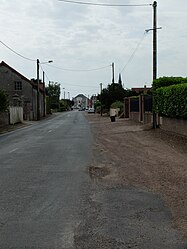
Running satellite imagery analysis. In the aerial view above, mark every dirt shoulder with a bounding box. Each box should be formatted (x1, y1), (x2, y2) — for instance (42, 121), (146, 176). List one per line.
(0, 113), (57, 135)
(86, 113), (187, 238)
(0, 122), (30, 135)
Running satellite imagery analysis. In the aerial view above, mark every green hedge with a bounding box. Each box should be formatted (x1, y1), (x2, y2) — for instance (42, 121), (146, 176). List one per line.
(153, 76), (187, 90)
(155, 83), (187, 119)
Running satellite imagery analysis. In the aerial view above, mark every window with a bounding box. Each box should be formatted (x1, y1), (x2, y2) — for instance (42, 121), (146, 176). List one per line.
(15, 81), (22, 91)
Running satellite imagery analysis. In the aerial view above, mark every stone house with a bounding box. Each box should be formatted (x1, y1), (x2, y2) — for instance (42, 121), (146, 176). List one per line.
(0, 61), (45, 120)
(72, 94), (89, 109)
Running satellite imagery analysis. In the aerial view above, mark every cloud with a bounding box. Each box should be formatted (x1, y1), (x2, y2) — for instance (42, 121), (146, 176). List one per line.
(1, 0), (187, 97)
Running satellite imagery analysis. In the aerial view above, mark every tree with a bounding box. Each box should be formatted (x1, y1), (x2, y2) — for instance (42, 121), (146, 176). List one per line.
(59, 99), (73, 112)
(0, 89), (9, 112)
(98, 83), (140, 110)
(98, 83), (125, 110)
(97, 83), (141, 112)
(46, 82), (61, 110)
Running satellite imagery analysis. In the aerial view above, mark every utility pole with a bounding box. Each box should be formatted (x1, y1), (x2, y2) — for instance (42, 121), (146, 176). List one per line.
(36, 59), (52, 119)
(146, 2), (160, 129)
(153, 1), (157, 81)
(100, 83), (103, 116)
(43, 71), (46, 117)
(37, 59), (40, 120)
(153, 1), (157, 128)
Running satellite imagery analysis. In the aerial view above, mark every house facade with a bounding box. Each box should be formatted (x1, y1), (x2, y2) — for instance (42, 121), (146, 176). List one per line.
(0, 61), (45, 120)
(72, 94), (89, 109)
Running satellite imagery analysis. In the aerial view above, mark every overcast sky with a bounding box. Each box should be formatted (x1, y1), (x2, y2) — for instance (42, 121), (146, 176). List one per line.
(0, 0), (186, 99)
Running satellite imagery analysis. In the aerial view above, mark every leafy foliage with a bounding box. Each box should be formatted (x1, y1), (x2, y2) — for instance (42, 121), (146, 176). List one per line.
(152, 76), (187, 91)
(98, 83), (138, 111)
(0, 89), (9, 112)
(46, 82), (61, 110)
(154, 83), (187, 119)
(94, 100), (101, 113)
(94, 100), (101, 109)
(111, 101), (124, 114)
(59, 99), (74, 112)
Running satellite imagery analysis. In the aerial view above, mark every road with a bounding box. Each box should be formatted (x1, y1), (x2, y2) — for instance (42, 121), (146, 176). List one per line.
(0, 111), (92, 248)
(0, 111), (186, 249)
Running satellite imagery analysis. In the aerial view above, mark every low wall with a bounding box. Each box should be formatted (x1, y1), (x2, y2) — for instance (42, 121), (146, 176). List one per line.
(130, 112), (139, 122)
(130, 112), (153, 124)
(0, 112), (9, 127)
(160, 117), (187, 137)
(144, 112), (153, 124)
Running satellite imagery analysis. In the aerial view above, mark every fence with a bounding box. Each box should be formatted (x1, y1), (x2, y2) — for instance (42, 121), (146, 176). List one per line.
(124, 95), (187, 136)
(9, 106), (23, 124)
(124, 95), (153, 124)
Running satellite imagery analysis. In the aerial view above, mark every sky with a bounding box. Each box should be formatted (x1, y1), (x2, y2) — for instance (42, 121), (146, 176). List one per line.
(0, 0), (187, 99)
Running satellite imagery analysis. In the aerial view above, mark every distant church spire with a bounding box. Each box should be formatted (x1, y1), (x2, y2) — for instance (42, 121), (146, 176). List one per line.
(118, 73), (122, 86)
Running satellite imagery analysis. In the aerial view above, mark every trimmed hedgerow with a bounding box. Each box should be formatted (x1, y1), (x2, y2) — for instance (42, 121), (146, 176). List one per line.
(154, 83), (187, 119)
(153, 76), (187, 91)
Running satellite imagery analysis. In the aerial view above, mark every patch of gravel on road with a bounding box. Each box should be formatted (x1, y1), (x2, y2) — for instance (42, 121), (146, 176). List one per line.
(89, 165), (110, 179)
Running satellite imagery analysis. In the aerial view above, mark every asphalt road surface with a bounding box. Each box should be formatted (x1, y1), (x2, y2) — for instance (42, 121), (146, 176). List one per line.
(0, 111), (186, 249)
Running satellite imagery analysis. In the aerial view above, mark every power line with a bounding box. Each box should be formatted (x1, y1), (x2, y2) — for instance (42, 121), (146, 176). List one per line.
(61, 83), (99, 88)
(46, 81), (99, 90)
(40, 64), (51, 82)
(0, 40), (36, 62)
(120, 32), (148, 74)
(58, 0), (152, 7)
(44, 79), (101, 89)
(41, 65), (101, 88)
(46, 63), (111, 72)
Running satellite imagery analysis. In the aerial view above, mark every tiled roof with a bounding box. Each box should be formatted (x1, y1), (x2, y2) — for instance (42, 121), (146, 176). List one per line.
(0, 61), (44, 92)
(0, 61), (32, 85)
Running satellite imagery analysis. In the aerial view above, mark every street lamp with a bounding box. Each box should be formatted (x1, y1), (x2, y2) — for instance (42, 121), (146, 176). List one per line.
(62, 88), (65, 99)
(37, 59), (53, 120)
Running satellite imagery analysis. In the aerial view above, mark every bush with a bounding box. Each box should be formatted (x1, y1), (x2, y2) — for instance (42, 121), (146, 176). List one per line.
(154, 83), (187, 119)
(59, 100), (69, 112)
(94, 100), (101, 113)
(111, 101), (124, 114)
(152, 76), (187, 91)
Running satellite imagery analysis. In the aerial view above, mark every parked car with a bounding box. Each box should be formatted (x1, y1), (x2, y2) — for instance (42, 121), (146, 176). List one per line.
(79, 107), (85, 111)
(88, 107), (95, 113)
